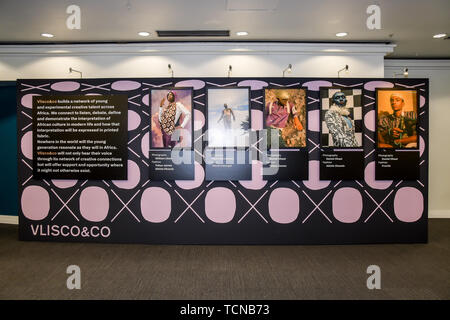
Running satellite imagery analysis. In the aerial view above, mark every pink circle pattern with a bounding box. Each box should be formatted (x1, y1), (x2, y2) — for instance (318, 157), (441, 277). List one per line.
(111, 80), (141, 91)
(142, 94), (149, 106)
(419, 136), (425, 157)
(21, 93), (41, 109)
(51, 180), (78, 189)
(194, 109), (205, 131)
(268, 188), (299, 224)
(364, 110), (376, 132)
(394, 187), (423, 222)
(205, 187), (236, 223)
(364, 81), (394, 91)
(21, 185), (50, 221)
(237, 80), (268, 90)
(420, 95), (425, 108)
(141, 187), (171, 223)
(79, 186), (109, 222)
(141, 132), (149, 159)
(332, 188), (363, 223)
(175, 80), (205, 90)
(302, 80), (332, 91)
(51, 81), (80, 92)
(21, 131), (33, 160)
(128, 110), (141, 131)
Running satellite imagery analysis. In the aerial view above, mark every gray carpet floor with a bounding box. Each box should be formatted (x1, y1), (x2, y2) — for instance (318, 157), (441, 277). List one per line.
(0, 220), (449, 300)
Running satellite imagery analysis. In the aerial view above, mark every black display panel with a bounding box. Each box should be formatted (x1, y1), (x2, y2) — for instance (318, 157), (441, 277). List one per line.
(17, 77), (429, 245)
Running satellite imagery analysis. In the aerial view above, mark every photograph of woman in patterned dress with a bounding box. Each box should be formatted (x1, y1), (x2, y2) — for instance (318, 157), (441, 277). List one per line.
(151, 89), (192, 148)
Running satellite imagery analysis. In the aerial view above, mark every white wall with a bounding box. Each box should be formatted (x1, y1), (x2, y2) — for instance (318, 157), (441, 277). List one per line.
(385, 60), (450, 218)
(0, 42), (391, 79)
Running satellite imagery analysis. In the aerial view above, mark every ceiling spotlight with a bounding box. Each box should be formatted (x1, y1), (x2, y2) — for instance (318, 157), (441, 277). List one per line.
(138, 31), (150, 37)
(236, 31), (248, 36)
(338, 65), (349, 78)
(336, 32), (348, 37)
(282, 64), (292, 77)
(41, 33), (54, 38)
(433, 33), (447, 39)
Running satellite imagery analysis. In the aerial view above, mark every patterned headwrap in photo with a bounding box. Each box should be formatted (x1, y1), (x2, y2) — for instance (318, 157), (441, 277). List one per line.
(167, 91), (176, 99)
(390, 92), (404, 101)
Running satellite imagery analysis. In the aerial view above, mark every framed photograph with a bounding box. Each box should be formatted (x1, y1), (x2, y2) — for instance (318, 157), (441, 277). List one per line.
(376, 88), (418, 149)
(320, 87), (363, 148)
(206, 87), (251, 148)
(150, 88), (193, 149)
(263, 88), (307, 149)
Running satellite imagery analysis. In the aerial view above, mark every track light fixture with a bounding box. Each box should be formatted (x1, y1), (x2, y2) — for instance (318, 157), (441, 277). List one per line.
(282, 64), (292, 77)
(338, 65), (349, 78)
(393, 67), (409, 78)
(69, 67), (82, 78)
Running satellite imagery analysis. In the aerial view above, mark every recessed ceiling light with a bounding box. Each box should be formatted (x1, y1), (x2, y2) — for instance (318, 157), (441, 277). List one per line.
(138, 31), (150, 37)
(228, 48), (252, 52)
(47, 50), (70, 53)
(41, 33), (54, 38)
(336, 32), (348, 37)
(236, 31), (248, 36)
(433, 33), (447, 39)
(322, 49), (346, 52)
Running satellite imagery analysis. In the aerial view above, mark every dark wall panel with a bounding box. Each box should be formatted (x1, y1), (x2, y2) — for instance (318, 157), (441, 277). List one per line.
(17, 77), (428, 244)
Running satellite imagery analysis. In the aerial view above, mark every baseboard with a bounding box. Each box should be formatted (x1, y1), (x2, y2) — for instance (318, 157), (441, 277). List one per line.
(428, 210), (450, 218)
(0, 215), (18, 224)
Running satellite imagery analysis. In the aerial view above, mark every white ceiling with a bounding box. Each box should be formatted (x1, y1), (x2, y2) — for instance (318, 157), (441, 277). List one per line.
(0, 0), (449, 58)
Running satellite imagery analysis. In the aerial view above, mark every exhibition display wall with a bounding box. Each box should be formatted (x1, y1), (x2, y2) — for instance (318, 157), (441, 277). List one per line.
(17, 77), (428, 244)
